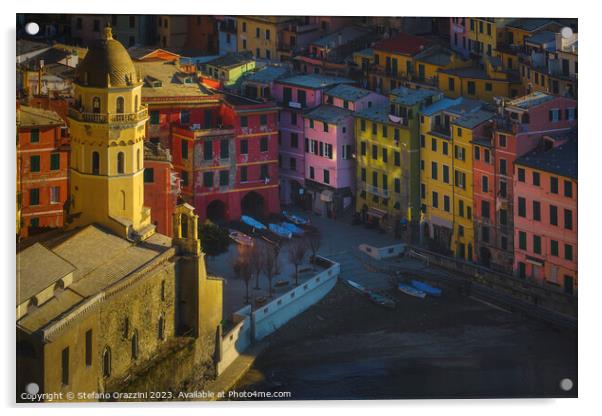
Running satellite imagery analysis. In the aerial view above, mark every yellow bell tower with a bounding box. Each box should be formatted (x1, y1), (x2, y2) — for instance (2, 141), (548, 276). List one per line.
(67, 26), (154, 240)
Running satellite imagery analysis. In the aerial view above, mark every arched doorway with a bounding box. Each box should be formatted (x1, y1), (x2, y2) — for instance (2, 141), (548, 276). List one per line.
(206, 199), (227, 223)
(480, 246), (492, 267)
(241, 191), (265, 219)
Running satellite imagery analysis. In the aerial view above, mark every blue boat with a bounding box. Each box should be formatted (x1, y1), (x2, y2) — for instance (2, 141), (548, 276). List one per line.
(281, 222), (305, 236)
(282, 210), (310, 225)
(410, 280), (442, 297)
(398, 283), (427, 299)
(241, 215), (266, 230)
(268, 223), (292, 239)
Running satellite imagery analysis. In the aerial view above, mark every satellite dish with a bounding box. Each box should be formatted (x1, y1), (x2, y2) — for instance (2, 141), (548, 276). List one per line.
(561, 27), (573, 39)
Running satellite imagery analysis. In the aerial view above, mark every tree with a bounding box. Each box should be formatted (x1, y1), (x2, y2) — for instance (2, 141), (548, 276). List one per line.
(198, 220), (230, 258)
(233, 245), (252, 304)
(305, 229), (322, 268)
(262, 243), (279, 297)
(249, 242), (265, 290)
(288, 239), (307, 286)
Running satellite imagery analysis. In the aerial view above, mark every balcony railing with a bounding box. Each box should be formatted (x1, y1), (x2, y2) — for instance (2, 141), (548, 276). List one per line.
(362, 182), (389, 199)
(68, 107), (148, 124)
(494, 117), (527, 134)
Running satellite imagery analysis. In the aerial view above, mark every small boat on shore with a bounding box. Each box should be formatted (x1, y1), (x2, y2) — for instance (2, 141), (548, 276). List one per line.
(398, 283), (427, 299)
(241, 215), (266, 230)
(282, 211), (310, 225)
(269, 223), (293, 239)
(369, 292), (396, 309)
(228, 229), (254, 246)
(281, 222), (305, 236)
(346, 279), (369, 294)
(411, 279), (442, 297)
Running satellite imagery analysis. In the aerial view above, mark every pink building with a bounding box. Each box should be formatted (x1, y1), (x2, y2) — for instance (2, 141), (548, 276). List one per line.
(272, 74), (354, 205)
(513, 136), (577, 295)
(473, 92), (577, 272)
(303, 84), (387, 217)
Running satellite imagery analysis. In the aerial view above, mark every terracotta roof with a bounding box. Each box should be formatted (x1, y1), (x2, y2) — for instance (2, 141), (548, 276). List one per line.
(373, 32), (430, 56)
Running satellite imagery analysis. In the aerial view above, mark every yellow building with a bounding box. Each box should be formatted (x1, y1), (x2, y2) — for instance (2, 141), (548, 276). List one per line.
(203, 52), (256, 86)
(355, 87), (442, 235)
(236, 16), (296, 61)
(17, 27), (223, 401)
(419, 97), (493, 260)
(437, 55), (523, 102)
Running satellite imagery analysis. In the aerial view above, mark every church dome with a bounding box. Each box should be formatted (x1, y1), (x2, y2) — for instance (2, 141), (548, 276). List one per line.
(75, 26), (139, 88)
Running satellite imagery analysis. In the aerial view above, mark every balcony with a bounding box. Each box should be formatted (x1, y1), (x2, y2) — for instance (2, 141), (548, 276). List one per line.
(494, 117), (527, 134)
(68, 107), (148, 124)
(361, 182), (389, 199)
(430, 124), (451, 138)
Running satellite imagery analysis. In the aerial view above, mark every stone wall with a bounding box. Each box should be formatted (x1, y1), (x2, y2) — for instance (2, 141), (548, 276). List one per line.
(216, 305), (252, 375)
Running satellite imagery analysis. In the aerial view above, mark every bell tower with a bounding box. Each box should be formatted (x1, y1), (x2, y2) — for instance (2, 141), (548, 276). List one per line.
(67, 26), (154, 240)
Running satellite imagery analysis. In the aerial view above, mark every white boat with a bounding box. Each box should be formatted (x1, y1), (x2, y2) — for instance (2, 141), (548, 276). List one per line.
(346, 279), (369, 294)
(282, 210), (310, 225)
(228, 229), (254, 246)
(398, 283), (427, 299)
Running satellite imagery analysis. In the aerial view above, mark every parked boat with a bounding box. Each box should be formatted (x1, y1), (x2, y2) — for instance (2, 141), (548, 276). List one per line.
(398, 283), (427, 299)
(411, 279), (442, 297)
(282, 210), (310, 225)
(228, 229), (254, 247)
(241, 215), (266, 230)
(346, 279), (369, 294)
(281, 222), (305, 236)
(369, 292), (396, 309)
(268, 223), (292, 239)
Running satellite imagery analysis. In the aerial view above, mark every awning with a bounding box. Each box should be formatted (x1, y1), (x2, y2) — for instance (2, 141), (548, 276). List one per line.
(320, 190), (334, 202)
(367, 207), (387, 219)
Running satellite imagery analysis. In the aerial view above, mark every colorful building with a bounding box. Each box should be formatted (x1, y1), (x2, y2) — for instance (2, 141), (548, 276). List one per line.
(17, 105), (69, 237)
(170, 93), (280, 222)
(217, 16), (238, 55)
(273, 74), (354, 205)
(236, 16), (297, 61)
(473, 92), (578, 271)
(143, 141), (179, 236)
(303, 84), (387, 217)
(419, 97), (493, 260)
(513, 137), (577, 295)
(355, 87), (441, 236)
(368, 32), (431, 95)
(437, 55), (523, 102)
(202, 52), (256, 87)
(240, 65), (289, 101)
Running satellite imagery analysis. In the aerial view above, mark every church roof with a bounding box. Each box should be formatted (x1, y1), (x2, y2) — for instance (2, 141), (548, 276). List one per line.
(75, 26), (139, 88)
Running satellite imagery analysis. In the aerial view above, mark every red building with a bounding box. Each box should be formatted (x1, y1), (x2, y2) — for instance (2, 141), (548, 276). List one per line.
(17, 105), (69, 237)
(472, 92), (577, 272)
(143, 141), (179, 236)
(171, 93), (280, 222)
(513, 136), (577, 294)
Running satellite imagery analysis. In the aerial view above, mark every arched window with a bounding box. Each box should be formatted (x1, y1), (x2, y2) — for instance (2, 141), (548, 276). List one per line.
(102, 347), (111, 377)
(134, 96), (139, 112)
(120, 190), (126, 210)
(158, 314), (165, 340)
(92, 151), (100, 175)
(131, 330), (139, 360)
(116, 96), (125, 114)
(117, 152), (125, 174)
(136, 149), (141, 171)
(181, 214), (189, 238)
(92, 97), (101, 114)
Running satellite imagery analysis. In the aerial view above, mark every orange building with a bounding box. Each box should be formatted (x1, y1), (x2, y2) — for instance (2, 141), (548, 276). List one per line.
(17, 105), (69, 237)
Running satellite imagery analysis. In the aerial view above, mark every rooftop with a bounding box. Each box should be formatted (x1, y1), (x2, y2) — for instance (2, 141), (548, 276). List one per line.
(205, 51), (254, 69)
(17, 225), (173, 334)
(244, 65), (289, 84)
(276, 74), (354, 89)
(421, 96), (483, 117)
(325, 84), (372, 101)
(311, 26), (372, 48)
(305, 104), (353, 124)
(413, 45), (457, 67)
(438, 66), (519, 82)
(506, 91), (555, 109)
(515, 137), (577, 179)
(16, 39), (49, 56)
(506, 18), (558, 32)
(373, 32), (430, 56)
(18, 105), (64, 128)
(135, 61), (213, 98)
(354, 48), (374, 58)
(525, 30), (557, 47)
(453, 109), (495, 129)
(354, 104), (394, 124)
(390, 86), (440, 106)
